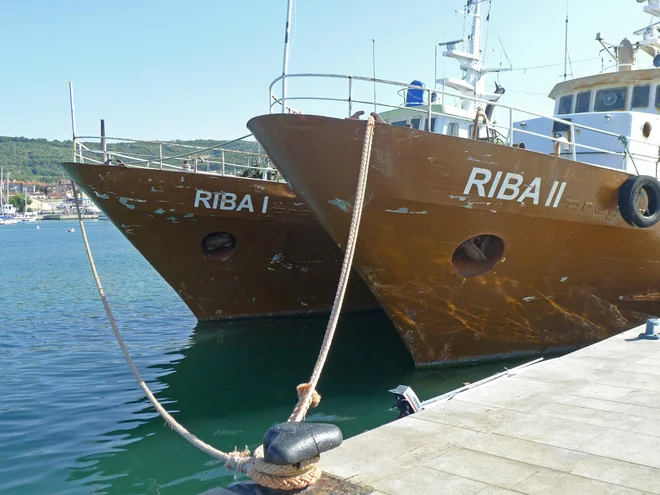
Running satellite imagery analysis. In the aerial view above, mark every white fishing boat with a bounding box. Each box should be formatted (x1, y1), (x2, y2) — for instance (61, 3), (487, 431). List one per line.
(0, 216), (19, 226)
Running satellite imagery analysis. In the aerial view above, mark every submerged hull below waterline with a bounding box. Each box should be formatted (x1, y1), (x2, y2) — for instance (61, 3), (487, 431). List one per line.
(61, 163), (377, 320)
(248, 114), (660, 367)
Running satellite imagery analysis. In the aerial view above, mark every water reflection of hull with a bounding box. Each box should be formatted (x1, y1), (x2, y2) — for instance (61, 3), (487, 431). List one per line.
(67, 312), (412, 493)
(67, 313), (532, 493)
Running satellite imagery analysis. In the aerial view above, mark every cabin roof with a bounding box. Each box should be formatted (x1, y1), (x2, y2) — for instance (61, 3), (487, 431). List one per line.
(380, 104), (474, 121)
(548, 68), (660, 100)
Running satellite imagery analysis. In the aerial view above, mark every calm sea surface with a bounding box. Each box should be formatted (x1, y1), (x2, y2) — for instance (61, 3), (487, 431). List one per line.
(1, 220), (524, 494)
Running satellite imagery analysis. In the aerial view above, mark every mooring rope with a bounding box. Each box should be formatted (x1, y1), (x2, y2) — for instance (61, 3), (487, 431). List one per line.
(69, 114), (377, 490)
(70, 182), (240, 461)
(288, 114), (376, 423)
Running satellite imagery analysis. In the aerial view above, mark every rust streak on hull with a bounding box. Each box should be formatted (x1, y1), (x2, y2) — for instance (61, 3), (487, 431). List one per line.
(61, 163), (377, 320)
(248, 114), (660, 367)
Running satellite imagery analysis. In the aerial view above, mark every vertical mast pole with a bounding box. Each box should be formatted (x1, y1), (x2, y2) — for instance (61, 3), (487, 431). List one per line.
(463, 0), (484, 112)
(372, 39), (377, 111)
(281, 0), (294, 114)
(434, 44), (438, 90)
(101, 119), (107, 164)
(563, 1), (569, 81)
(68, 82), (78, 163)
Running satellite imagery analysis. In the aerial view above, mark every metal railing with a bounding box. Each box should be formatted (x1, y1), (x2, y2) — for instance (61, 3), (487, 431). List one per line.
(268, 73), (660, 172)
(73, 135), (284, 182)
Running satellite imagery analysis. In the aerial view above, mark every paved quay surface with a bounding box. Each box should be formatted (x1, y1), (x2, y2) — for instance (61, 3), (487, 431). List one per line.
(206, 324), (660, 494)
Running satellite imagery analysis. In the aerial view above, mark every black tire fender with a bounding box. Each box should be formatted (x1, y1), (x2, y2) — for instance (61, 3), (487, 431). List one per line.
(618, 175), (660, 228)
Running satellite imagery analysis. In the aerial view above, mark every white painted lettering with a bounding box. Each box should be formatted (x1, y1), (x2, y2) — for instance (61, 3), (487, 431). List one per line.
(219, 193), (237, 210)
(518, 177), (542, 205)
(463, 167), (492, 196)
(262, 195), (269, 214)
(459, 168), (570, 209)
(487, 171), (503, 198)
(236, 194), (254, 212)
(496, 173), (523, 200)
(213, 192), (221, 209)
(194, 189), (212, 208)
(552, 182), (567, 208)
(545, 181), (559, 207)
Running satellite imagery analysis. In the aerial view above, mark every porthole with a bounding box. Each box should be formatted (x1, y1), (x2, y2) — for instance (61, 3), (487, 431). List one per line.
(450, 234), (505, 278)
(202, 232), (236, 260)
(643, 122), (652, 139)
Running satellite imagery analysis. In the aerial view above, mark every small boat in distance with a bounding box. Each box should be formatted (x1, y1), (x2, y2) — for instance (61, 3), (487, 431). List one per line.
(249, 0), (660, 366)
(0, 216), (19, 226)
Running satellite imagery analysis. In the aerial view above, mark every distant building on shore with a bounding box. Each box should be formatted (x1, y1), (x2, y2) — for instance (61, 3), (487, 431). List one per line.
(5, 180), (48, 194)
(45, 179), (73, 196)
(1, 204), (17, 215)
(4, 178), (72, 199)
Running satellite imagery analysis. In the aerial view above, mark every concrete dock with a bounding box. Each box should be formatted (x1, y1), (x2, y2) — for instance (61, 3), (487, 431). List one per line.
(208, 324), (660, 494)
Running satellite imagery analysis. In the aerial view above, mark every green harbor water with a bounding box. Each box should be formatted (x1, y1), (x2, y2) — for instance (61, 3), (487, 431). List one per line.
(1, 220), (526, 494)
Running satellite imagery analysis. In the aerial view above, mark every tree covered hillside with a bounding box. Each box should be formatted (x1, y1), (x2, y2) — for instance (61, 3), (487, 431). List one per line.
(0, 136), (261, 183)
(0, 137), (72, 182)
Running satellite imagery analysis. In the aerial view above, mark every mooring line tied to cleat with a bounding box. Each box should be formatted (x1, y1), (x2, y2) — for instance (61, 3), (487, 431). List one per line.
(69, 116), (377, 491)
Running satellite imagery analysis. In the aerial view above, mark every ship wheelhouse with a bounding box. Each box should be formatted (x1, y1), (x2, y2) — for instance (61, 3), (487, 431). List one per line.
(376, 80), (502, 142)
(379, 99), (477, 140)
(512, 69), (660, 176)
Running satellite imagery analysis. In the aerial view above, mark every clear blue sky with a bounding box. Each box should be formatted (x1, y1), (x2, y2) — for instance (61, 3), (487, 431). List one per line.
(0, 0), (651, 141)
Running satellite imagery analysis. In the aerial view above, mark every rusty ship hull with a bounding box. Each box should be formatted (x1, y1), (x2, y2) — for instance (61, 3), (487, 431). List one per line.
(248, 114), (660, 367)
(61, 163), (377, 320)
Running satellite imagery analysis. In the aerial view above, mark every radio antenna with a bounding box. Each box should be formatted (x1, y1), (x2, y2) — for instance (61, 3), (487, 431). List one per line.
(563, 0), (570, 81)
(372, 39), (377, 112)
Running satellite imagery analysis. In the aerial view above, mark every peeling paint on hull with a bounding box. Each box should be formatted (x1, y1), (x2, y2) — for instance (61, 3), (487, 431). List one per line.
(248, 113), (659, 367)
(61, 162), (377, 321)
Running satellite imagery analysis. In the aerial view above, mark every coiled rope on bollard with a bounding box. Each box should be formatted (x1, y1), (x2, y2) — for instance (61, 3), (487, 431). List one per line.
(70, 115), (376, 491)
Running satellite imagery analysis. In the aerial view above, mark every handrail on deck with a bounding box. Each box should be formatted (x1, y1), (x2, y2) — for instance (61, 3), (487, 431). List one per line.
(73, 135), (283, 182)
(268, 72), (660, 168)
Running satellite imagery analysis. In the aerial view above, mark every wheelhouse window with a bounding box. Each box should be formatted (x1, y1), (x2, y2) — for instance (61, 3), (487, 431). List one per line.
(391, 120), (408, 127)
(410, 117), (422, 130)
(631, 85), (650, 109)
(656, 86), (660, 109)
(424, 117), (437, 132)
(447, 122), (459, 136)
(595, 87), (627, 112)
(575, 91), (591, 113)
(558, 95), (573, 115)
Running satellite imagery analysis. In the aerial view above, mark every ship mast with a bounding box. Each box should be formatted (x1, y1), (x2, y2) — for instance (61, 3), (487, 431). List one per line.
(280, 0), (294, 114)
(600, 1), (660, 71)
(441, 0), (487, 113)
(465, 0), (485, 108)
(636, 0), (660, 60)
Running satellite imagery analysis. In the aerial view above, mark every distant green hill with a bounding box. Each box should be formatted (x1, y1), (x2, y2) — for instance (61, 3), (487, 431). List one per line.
(0, 136), (261, 183)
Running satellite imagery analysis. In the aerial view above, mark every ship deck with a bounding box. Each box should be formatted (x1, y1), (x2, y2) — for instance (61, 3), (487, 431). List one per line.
(205, 323), (660, 494)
